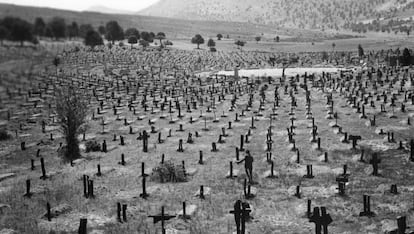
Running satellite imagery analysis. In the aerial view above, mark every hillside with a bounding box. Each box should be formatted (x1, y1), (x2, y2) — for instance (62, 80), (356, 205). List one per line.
(0, 3), (352, 41)
(140, 0), (414, 31)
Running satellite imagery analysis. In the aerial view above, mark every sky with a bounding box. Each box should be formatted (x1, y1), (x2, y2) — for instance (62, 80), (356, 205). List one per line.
(0, 0), (159, 12)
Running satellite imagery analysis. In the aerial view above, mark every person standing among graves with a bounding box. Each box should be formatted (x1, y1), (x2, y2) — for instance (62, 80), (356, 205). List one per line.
(232, 200), (242, 234)
(142, 130), (150, 152)
(237, 150), (253, 183)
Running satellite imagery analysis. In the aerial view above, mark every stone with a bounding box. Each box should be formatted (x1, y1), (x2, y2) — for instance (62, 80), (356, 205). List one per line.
(177, 204), (197, 216)
(0, 173), (15, 182)
(226, 169), (239, 178)
(194, 186), (211, 197)
(0, 229), (17, 234)
(0, 204), (11, 212)
(43, 203), (72, 219)
(186, 168), (198, 176)
(72, 159), (85, 165)
(262, 170), (279, 178)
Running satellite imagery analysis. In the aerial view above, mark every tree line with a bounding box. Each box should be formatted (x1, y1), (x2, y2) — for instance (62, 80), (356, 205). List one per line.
(0, 16), (169, 49)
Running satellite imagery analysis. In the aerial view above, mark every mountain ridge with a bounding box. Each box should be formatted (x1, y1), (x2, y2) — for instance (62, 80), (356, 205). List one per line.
(84, 5), (135, 15)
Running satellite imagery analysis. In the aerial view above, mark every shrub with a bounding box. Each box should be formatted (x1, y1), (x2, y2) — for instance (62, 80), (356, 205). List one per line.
(55, 85), (89, 161)
(150, 160), (187, 183)
(0, 129), (11, 141)
(85, 140), (101, 152)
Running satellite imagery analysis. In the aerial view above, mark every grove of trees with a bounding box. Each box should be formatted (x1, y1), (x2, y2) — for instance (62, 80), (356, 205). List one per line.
(0, 17), (34, 46)
(0, 16), (164, 50)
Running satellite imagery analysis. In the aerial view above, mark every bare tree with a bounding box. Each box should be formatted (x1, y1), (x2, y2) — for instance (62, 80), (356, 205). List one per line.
(55, 85), (89, 161)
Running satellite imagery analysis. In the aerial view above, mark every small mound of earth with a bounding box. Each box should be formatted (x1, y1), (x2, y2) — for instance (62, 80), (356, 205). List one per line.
(287, 165), (336, 176)
(287, 185), (337, 198)
(114, 190), (139, 200)
(375, 126), (409, 133)
(0, 229), (17, 234)
(380, 219), (396, 233)
(43, 203), (72, 219)
(359, 139), (398, 151)
(38, 212), (114, 233)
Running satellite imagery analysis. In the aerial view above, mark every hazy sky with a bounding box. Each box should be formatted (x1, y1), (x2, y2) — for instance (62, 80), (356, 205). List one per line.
(0, 0), (159, 12)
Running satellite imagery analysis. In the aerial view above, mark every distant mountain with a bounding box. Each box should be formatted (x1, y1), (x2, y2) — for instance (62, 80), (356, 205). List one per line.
(139, 0), (414, 31)
(85, 5), (135, 15)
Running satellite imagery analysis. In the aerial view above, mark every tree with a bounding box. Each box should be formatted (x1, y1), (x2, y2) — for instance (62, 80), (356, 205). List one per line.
(332, 43), (336, 52)
(48, 17), (66, 40)
(0, 26), (9, 46)
(67, 22), (79, 39)
(55, 85), (89, 161)
(358, 44), (364, 57)
(401, 48), (411, 66)
(84, 30), (103, 48)
(79, 24), (94, 39)
(98, 25), (106, 36)
(321, 51), (329, 61)
(125, 28), (140, 39)
(154, 32), (166, 48)
(207, 38), (216, 49)
(44, 26), (53, 39)
(217, 34), (223, 40)
(139, 39), (149, 49)
(275, 36), (280, 42)
(140, 31), (153, 42)
(255, 36), (261, 43)
(33, 17), (46, 37)
(191, 34), (204, 49)
(1, 17), (34, 46)
(235, 40), (246, 50)
(128, 36), (138, 49)
(105, 21), (124, 44)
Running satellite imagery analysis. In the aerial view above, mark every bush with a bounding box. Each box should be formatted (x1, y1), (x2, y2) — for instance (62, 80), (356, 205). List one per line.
(57, 145), (67, 158)
(210, 47), (217, 52)
(118, 41), (124, 47)
(55, 85), (89, 161)
(85, 140), (101, 152)
(0, 129), (11, 141)
(150, 160), (187, 183)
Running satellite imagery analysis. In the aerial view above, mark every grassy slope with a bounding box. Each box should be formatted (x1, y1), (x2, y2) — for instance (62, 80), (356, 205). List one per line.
(0, 3), (356, 42)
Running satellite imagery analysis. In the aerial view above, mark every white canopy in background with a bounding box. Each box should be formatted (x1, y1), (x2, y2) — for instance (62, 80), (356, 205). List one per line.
(216, 67), (362, 78)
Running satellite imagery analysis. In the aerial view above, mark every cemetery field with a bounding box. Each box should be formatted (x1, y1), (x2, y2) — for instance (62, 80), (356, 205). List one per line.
(0, 43), (414, 234)
(170, 33), (414, 53)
